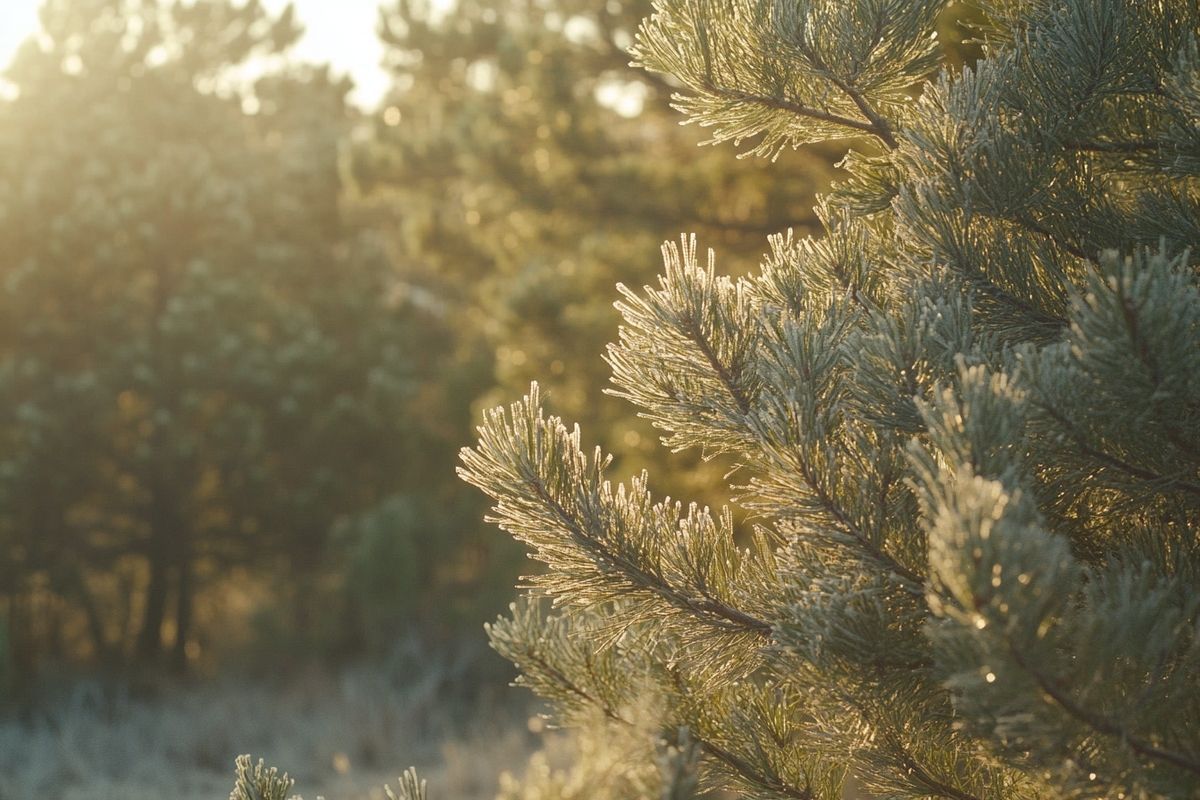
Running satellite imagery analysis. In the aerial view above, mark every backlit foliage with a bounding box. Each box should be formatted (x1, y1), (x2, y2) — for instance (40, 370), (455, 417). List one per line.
(459, 1), (1200, 797)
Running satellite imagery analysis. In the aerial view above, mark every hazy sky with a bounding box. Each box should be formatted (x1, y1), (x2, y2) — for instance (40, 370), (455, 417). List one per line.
(0, 0), (408, 108)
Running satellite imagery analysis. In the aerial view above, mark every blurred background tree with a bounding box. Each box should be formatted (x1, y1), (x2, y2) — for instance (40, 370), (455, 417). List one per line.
(0, 0), (983, 687)
(359, 0), (841, 500)
(0, 0), (985, 795)
(0, 0), (480, 685)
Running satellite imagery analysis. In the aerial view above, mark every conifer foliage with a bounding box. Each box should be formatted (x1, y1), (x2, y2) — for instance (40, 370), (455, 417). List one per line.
(459, 1), (1200, 798)
(360, 0), (836, 504)
(0, 0), (461, 675)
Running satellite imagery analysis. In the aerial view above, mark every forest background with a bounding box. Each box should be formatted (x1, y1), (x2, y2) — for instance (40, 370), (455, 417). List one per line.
(0, 1), (975, 797)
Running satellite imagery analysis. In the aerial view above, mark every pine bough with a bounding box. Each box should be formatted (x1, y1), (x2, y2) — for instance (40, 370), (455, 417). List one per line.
(240, 1), (1200, 798)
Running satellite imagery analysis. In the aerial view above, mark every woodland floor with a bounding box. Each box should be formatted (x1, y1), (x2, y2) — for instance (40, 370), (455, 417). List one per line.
(0, 652), (542, 800)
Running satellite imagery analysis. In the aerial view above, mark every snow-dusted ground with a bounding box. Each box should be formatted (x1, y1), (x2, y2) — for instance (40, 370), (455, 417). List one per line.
(0, 660), (536, 800)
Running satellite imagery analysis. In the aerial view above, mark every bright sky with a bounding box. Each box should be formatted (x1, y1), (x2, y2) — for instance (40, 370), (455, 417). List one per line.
(0, 0), (419, 109)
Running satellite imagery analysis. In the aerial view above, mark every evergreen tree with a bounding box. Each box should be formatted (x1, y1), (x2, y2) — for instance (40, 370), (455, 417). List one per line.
(457, 1), (1200, 798)
(360, 0), (840, 501)
(0, 0), (461, 674)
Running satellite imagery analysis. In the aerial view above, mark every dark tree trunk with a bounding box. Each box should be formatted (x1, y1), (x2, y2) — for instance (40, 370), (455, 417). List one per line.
(138, 224), (183, 668)
(170, 554), (193, 673)
(72, 570), (112, 664)
(135, 546), (169, 663)
(45, 597), (64, 660)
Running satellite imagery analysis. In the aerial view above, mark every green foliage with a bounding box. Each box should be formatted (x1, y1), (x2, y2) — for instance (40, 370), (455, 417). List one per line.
(339, 496), (423, 648)
(462, 1), (1200, 798)
(362, 0), (838, 503)
(0, 0), (475, 673)
(229, 756), (299, 800)
(337, 492), (519, 644)
(229, 756), (426, 800)
(497, 713), (700, 800)
(387, 769), (428, 800)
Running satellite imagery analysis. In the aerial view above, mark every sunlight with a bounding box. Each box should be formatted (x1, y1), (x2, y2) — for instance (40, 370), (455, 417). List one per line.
(0, 0), (458, 108)
(0, 0), (39, 97)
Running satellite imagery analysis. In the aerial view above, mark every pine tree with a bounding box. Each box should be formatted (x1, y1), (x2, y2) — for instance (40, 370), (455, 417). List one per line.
(458, 1), (1200, 798)
(0, 0), (462, 673)
(230, 0), (1198, 797)
(361, 0), (840, 504)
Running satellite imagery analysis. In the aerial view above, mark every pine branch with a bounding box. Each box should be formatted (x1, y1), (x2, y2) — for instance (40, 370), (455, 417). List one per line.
(836, 689), (989, 800)
(787, 451), (925, 592)
(805, 63), (898, 150)
(1066, 139), (1162, 154)
(527, 648), (815, 800)
(701, 738), (815, 800)
(680, 313), (752, 416)
(1115, 291), (1200, 462)
(968, 272), (1069, 332)
(1009, 644), (1200, 778)
(837, 82), (898, 150)
(890, 747), (985, 800)
(696, 80), (888, 141)
(526, 474), (774, 637)
(526, 649), (630, 726)
(229, 756), (296, 800)
(1011, 213), (1093, 264)
(1032, 396), (1200, 498)
(780, 27), (901, 150)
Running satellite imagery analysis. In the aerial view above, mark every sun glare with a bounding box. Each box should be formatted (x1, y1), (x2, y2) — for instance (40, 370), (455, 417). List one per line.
(0, 0), (454, 108)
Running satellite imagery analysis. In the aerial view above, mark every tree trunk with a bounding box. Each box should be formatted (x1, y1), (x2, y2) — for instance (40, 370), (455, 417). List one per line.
(138, 220), (183, 668)
(45, 597), (64, 660)
(170, 554), (193, 673)
(135, 546), (169, 663)
(71, 568), (112, 664)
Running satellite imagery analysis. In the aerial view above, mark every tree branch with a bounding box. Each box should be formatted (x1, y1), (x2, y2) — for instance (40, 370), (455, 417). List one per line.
(524, 473), (775, 638)
(1009, 645), (1200, 778)
(1115, 290), (1200, 462)
(525, 651), (815, 800)
(788, 451), (926, 593)
(838, 689), (986, 800)
(681, 316), (752, 416)
(891, 745), (985, 800)
(1031, 396), (1200, 499)
(1065, 139), (1162, 154)
(790, 41), (899, 150)
(700, 81), (890, 141)
(1011, 213), (1094, 264)
(826, 75), (899, 150)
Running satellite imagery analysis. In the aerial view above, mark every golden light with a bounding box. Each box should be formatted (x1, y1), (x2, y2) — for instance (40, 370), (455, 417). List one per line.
(0, 0), (455, 109)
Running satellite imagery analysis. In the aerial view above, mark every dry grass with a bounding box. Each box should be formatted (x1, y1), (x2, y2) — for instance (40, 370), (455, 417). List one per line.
(0, 650), (538, 800)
